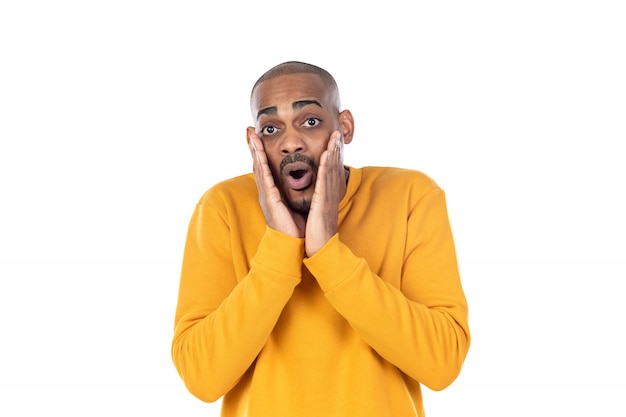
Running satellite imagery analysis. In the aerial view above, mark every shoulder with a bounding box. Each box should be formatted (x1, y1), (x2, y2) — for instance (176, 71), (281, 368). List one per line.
(196, 173), (257, 209)
(356, 167), (449, 217)
(360, 166), (442, 194)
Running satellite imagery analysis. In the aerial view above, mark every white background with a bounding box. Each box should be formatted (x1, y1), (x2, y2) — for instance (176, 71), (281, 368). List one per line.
(1, 0), (625, 416)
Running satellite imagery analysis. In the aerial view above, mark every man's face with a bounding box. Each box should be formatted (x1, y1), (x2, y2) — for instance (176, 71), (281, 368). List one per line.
(248, 73), (343, 215)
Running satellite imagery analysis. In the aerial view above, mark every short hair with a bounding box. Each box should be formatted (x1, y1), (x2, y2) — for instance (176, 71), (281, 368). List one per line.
(250, 61), (339, 102)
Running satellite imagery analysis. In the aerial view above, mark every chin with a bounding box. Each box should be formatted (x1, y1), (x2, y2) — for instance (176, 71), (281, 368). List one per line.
(287, 195), (312, 216)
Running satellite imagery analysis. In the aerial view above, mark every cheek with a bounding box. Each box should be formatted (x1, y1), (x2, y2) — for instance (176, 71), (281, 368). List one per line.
(313, 137), (331, 158)
(263, 151), (283, 176)
(308, 129), (332, 148)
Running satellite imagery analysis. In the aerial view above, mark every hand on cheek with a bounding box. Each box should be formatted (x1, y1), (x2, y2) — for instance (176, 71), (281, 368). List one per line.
(305, 131), (346, 257)
(248, 132), (304, 238)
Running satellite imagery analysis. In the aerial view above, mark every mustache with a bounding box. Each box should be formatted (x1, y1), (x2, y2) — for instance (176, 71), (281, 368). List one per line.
(279, 153), (317, 173)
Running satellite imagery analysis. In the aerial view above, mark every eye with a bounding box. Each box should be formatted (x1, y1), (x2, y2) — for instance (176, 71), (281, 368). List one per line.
(261, 125), (277, 135)
(303, 117), (321, 128)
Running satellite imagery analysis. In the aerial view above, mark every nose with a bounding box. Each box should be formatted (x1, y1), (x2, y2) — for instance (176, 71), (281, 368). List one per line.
(280, 127), (306, 154)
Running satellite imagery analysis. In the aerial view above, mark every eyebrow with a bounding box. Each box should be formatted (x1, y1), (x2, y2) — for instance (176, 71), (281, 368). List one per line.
(256, 99), (323, 120)
(293, 99), (322, 111)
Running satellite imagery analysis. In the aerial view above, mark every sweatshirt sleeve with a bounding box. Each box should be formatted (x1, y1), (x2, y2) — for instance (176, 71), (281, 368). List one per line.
(303, 187), (470, 391)
(171, 201), (304, 402)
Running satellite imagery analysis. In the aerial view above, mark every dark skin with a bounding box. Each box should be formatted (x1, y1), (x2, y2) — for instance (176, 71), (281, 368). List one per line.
(246, 73), (355, 257)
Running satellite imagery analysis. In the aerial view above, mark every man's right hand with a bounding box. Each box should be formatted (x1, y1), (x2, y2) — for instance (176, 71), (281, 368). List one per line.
(248, 132), (305, 238)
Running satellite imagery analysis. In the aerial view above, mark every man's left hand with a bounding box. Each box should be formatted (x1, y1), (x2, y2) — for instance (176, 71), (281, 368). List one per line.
(305, 131), (347, 257)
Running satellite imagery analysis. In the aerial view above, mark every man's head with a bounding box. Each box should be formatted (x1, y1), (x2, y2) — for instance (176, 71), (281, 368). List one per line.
(247, 61), (354, 215)
(250, 61), (341, 109)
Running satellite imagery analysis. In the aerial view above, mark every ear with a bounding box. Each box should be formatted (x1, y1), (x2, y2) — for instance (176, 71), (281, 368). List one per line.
(338, 110), (355, 144)
(246, 126), (256, 145)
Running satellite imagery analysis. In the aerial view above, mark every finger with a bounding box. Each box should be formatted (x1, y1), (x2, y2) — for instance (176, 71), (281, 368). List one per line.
(248, 133), (266, 171)
(248, 132), (256, 159)
(326, 131), (341, 160)
(249, 132), (261, 161)
(248, 132), (260, 168)
(328, 133), (344, 178)
(248, 134), (267, 188)
(335, 131), (344, 165)
(250, 135), (280, 199)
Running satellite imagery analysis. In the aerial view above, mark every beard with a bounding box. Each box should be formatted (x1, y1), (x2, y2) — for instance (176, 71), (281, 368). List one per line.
(288, 195), (312, 216)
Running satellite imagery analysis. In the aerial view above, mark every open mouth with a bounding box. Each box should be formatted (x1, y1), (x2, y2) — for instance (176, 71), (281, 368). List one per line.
(283, 162), (313, 191)
(290, 169), (307, 180)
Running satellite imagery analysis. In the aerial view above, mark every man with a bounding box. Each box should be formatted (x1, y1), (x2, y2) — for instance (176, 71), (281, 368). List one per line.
(172, 61), (470, 416)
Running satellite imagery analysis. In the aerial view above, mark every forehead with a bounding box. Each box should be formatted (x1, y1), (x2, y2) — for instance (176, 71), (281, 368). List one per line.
(251, 73), (334, 113)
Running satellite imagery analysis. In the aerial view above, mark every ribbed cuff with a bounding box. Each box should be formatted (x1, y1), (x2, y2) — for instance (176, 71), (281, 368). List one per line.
(251, 227), (305, 284)
(303, 234), (362, 293)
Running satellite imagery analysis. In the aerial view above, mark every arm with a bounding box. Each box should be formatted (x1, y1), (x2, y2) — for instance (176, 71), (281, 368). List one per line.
(303, 187), (470, 391)
(171, 202), (303, 402)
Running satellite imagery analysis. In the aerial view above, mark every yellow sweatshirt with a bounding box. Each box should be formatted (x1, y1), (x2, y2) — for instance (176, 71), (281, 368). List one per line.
(172, 166), (470, 417)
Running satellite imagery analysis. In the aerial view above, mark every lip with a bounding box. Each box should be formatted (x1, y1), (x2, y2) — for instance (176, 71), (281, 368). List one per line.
(282, 161), (313, 191)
